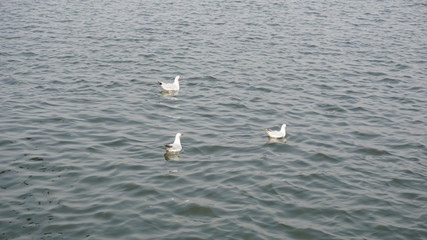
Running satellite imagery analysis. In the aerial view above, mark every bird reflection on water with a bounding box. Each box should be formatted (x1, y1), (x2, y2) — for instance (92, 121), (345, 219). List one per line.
(266, 137), (287, 143)
(164, 152), (180, 161)
(160, 90), (179, 100)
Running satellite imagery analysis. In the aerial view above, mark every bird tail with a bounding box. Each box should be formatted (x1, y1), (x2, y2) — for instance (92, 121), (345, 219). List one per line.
(265, 128), (271, 133)
(157, 82), (162, 85)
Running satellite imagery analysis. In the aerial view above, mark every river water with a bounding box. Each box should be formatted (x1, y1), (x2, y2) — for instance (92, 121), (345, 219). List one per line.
(1, 0), (426, 239)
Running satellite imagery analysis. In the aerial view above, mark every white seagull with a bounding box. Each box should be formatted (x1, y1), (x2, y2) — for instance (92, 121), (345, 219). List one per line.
(157, 75), (180, 91)
(265, 124), (287, 138)
(164, 133), (183, 152)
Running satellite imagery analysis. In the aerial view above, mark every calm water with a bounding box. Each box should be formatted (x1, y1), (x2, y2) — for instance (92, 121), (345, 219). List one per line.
(1, 0), (426, 239)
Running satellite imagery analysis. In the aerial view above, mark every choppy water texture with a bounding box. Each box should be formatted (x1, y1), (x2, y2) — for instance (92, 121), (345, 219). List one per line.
(1, 0), (426, 239)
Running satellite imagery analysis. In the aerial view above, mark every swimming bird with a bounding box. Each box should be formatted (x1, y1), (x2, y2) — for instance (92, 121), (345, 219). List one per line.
(164, 133), (183, 152)
(265, 124), (286, 138)
(157, 75), (180, 91)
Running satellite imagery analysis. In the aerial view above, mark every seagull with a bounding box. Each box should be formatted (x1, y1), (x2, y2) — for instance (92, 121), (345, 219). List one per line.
(164, 133), (183, 152)
(157, 75), (180, 91)
(265, 124), (286, 138)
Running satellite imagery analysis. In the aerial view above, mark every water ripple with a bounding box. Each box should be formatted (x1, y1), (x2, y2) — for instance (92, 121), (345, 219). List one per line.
(1, 0), (426, 239)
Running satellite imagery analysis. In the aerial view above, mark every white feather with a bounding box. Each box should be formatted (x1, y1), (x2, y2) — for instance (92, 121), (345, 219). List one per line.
(265, 124), (286, 138)
(165, 133), (183, 152)
(158, 75), (180, 91)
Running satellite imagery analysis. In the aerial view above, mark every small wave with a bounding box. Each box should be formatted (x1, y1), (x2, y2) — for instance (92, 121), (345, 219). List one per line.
(174, 202), (220, 218)
(354, 147), (391, 156)
(365, 71), (387, 76)
(308, 152), (339, 163)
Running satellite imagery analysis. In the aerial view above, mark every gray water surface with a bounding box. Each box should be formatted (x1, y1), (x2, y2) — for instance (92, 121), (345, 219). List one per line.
(1, 0), (426, 239)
